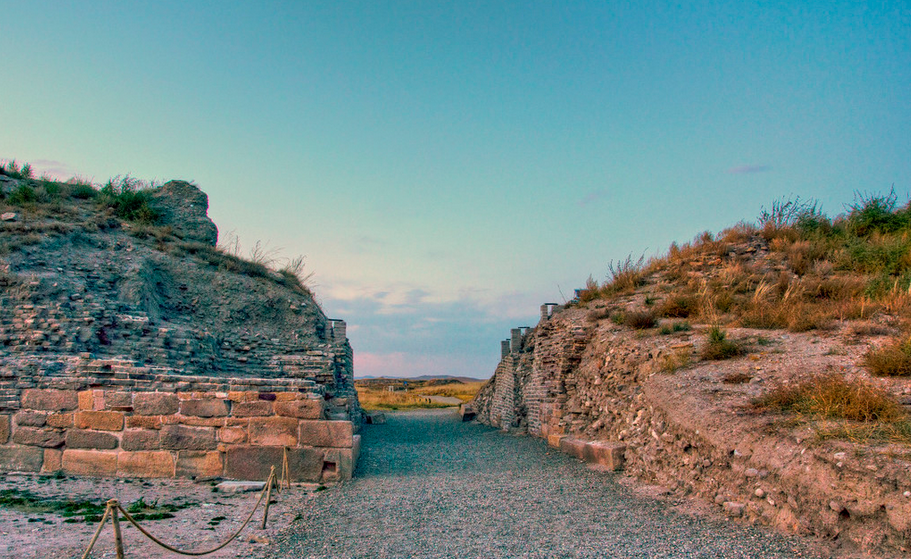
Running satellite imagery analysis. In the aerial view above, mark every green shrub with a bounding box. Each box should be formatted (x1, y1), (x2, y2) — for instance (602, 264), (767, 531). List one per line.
(98, 176), (160, 224)
(8, 185), (38, 205)
(0, 160), (34, 180)
(659, 321), (691, 335)
(846, 189), (910, 236)
(700, 326), (743, 360)
(69, 181), (97, 199)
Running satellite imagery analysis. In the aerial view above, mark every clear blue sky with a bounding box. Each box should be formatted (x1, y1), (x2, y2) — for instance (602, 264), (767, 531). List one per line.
(3, 1), (909, 378)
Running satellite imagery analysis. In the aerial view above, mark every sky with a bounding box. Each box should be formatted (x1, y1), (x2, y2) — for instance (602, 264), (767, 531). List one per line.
(2, 1), (910, 378)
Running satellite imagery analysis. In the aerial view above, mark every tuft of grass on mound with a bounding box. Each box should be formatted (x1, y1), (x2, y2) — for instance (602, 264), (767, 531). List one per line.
(862, 335), (911, 376)
(753, 374), (904, 423)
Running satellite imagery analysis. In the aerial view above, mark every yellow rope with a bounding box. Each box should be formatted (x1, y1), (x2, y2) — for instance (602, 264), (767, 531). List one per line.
(112, 471), (276, 557)
(80, 505), (111, 559)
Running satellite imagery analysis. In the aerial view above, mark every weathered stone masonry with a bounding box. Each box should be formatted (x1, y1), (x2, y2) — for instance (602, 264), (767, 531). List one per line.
(0, 359), (359, 482)
(0, 178), (362, 481)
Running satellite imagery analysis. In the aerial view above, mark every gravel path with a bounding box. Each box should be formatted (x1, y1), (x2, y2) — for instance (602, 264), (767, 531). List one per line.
(260, 409), (833, 559)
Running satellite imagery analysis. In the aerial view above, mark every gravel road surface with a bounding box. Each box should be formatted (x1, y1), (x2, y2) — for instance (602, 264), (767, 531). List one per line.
(260, 409), (832, 559)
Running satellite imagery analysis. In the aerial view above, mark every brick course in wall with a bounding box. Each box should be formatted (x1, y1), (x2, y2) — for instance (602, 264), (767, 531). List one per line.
(0, 383), (358, 482)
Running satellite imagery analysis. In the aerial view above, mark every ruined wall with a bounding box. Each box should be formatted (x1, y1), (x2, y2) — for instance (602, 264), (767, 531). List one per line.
(474, 305), (911, 556)
(0, 364), (358, 482)
(0, 177), (362, 480)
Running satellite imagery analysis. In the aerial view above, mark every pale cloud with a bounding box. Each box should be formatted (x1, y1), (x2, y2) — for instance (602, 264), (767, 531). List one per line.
(726, 164), (771, 175)
(579, 189), (610, 207)
(354, 351), (492, 379)
(31, 159), (77, 180)
(319, 281), (543, 378)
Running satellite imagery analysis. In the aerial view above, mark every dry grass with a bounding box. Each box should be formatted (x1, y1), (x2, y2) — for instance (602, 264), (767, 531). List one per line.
(622, 310), (657, 330)
(355, 379), (485, 411)
(414, 381), (486, 401)
(574, 192), (911, 342)
(862, 336), (911, 376)
(700, 327), (744, 360)
(753, 374), (904, 422)
(355, 388), (451, 411)
(659, 350), (691, 373)
(657, 293), (699, 318)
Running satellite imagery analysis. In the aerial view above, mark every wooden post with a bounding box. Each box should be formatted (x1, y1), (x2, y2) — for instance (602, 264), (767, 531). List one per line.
(261, 467), (275, 530)
(109, 499), (125, 559)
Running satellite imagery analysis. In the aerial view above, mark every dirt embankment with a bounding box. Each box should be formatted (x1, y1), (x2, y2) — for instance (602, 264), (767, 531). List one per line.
(473, 306), (911, 557)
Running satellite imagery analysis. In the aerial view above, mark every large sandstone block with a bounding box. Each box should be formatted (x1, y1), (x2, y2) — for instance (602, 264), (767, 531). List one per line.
(103, 391), (133, 410)
(133, 393), (179, 415)
(46, 413), (74, 428)
(218, 426), (246, 444)
(224, 446), (323, 482)
(0, 446), (45, 472)
(160, 424), (217, 450)
(584, 441), (626, 471)
(352, 434), (361, 465)
(248, 417), (299, 446)
(21, 389), (78, 411)
(176, 451), (223, 479)
(43, 449), (62, 472)
(14, 411), (48, 427)
(321, 447), (355, 482)
(126, 415), (164, 429)
(179, 398), (229, 418)
(0, 416), (9, 444)
(559, 437), (586, 460)
(231, 401), (273, 417)
(78, 390), (99, 411)
(273, 399), (324, 419)
(547, 434), (566, 448)
(66, 429), (118, 450)
(12, 427), (65, 448)
(298, 420), (353, 448)
(63, 449), (118, 476)
(118, 451), (175, 478)
(74, 411), (124, 431)
(121, 429), (161, 451)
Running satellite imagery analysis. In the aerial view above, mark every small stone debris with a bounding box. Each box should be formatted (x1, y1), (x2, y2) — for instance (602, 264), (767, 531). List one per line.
(215, 481), (266, 494)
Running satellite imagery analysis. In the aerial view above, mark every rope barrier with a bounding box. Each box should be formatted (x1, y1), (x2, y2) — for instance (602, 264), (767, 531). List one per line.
(81, 466), (280, 558)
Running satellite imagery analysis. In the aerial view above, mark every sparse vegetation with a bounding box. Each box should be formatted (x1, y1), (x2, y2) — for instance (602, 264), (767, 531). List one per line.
(355, 379), (484, 411)
(622, 310), (657, 330)
(753, 374), (905, 424)
(862, 335), (911, 376)
(700, 326), (744, 360)
(659, 349), (691, 373)
(658, 320), (691, 335)
(98, 175), (160, 224)
(575, 190), (911, 341)
(0, 160), (34, 180)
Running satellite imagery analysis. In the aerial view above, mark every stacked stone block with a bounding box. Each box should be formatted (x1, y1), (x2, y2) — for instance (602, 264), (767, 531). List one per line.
(0, 384), (358, 482)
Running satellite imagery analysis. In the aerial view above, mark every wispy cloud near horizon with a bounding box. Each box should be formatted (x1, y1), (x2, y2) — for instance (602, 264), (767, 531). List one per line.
(578, 190), (610, 206)
(726, 164), (772, 175)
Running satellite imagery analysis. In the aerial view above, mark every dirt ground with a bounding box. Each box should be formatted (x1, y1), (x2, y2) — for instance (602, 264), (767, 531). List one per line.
(0, 472), (321, 559)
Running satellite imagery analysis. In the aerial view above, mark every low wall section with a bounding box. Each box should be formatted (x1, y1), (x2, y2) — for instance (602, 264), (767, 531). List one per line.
(0, 372), (358, 483)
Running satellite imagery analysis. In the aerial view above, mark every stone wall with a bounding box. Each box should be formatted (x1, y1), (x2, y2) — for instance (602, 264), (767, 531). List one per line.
(0, 177), (363, 483)
(0, 380), (358, 482)
(473, 305), (911, 556)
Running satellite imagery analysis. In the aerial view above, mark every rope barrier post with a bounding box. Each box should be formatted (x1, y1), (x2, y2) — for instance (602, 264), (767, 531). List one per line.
(80, 505), (111, 559)
(108, 499), (125, 559)
(261, 466), (276, 530)
(282, 447), (291, 491)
